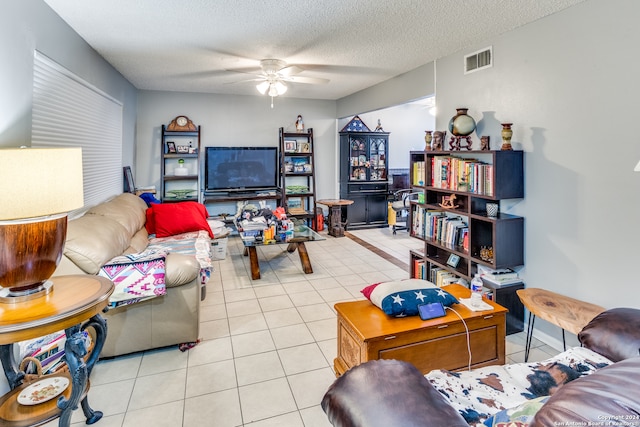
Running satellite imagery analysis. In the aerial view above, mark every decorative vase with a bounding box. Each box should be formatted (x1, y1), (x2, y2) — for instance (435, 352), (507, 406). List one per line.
(424, 131), (433, 151)
(448, 108), (476, 137)
(501, 123), (513, 150)
(486, 203), (499, 217)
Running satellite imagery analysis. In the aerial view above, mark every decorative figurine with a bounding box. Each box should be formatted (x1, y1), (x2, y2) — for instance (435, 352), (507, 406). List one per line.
(295, 115), (304, 132)
(480, 135), (490, 150)
(424, 130), (433, 151)
(432, 131), (445, 151)
(374, 119), (385, 132)
(439, 194), (459, 209)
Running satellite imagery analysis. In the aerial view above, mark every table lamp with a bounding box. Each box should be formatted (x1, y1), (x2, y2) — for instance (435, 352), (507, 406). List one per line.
(0, 147), (84, 302)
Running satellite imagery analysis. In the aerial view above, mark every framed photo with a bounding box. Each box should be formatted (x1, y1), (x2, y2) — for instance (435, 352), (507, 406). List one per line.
(297, 142), (310, 153)
(284, 140), (297, 152)
(446, 253), (460, 268)
(166, 141), (176, 153)
(123, 166), (135, 193)
(177, 145), (189, 153)
(287, 197), (302, 209)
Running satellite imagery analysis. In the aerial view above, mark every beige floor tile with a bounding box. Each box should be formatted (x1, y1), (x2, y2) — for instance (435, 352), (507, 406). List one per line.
(231, 330), (276, 357)
(263, 307), (304, 328)
(300, 405), (334, 427)
(288, 290), (325, 306)
(287, 367), (336, 409)
(226, 299), (262, 317)
(253, 284), (287, 298)
(70, 378), (134, 423)
(199, 318), (230, 340)
(128, 368), (186, 411)
(92, 353), (142, 385)
(278, 343), (329, 375)
(200, 302), (228, 321)
(122, 400), (184, 427)
(271, 323), (315, 349)
(258, 294), (294, 311)
(317, 339), (337, 366)
(235, 351), (285, 386)
(280, 280), (315, 294)
(186, 359), (237, 397)
(306, 318), (338, 341)
(239, 377), (297, 423)
(187, 337), (233, 367)
(317, 287), (353, 303)
(138, 346), (188, 377)
(296, 303), (335, 323)
(183, 388), (242, 427)
(246, 411), (304, 426)
(228, 312), (268, 335)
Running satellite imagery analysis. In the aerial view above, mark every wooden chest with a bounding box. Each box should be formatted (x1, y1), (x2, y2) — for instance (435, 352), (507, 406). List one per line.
(334, 284), (507, 376)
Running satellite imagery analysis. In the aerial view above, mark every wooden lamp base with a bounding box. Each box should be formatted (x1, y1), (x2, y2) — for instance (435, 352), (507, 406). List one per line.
(0, 215), (67, 303)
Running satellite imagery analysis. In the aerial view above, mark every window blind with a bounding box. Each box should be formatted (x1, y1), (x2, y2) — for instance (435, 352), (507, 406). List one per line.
(32, 51), (123, 211)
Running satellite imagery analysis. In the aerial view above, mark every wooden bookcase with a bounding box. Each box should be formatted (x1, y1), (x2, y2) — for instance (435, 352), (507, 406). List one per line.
(409, 150), (524, 282)
(279, 128), (317, 228)
(160, 124), (201, 203)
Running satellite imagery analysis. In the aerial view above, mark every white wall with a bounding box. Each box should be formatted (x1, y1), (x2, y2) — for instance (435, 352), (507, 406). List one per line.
(135, 91), (338, 211)
(338, 99), (436, 171)
(0, 1), (137, 165)
(435, 0), (640, 341)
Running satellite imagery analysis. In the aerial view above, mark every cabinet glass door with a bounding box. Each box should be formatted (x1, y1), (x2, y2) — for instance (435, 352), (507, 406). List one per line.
(348, 136), (368, 181)
(369, 137), (387, 181)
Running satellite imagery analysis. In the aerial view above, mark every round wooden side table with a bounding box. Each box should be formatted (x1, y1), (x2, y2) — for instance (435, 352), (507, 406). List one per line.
(317, 199), (354, 237)
(0, 275), (113, 427)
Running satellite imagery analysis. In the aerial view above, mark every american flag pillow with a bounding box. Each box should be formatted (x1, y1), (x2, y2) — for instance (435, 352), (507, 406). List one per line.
(361, 279), (459, 318)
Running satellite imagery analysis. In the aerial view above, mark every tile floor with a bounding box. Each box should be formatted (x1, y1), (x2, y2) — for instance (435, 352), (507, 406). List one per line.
(58, 227), (559, 427)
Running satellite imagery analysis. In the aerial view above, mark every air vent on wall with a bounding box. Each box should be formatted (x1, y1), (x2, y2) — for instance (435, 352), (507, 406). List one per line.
(464, 46), (492, 74)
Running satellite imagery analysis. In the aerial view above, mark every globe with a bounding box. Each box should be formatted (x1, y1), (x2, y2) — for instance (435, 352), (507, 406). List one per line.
(448, 108), (476, 136)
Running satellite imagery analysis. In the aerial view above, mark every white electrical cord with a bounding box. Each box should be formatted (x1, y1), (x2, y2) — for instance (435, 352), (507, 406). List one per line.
(446, 306), (473, 371)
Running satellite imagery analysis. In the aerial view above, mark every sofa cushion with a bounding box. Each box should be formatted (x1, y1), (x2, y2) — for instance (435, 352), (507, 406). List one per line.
(578, 307), (640, 362)
(361, 279), (458, 317)
(531, 357), (640, 427)
(148, 202), (213, 238)
(126, 228), (150, 254)
(64, 215), (131, 274)
(87, 193), (147, 237)
(322, 359), (468, 427)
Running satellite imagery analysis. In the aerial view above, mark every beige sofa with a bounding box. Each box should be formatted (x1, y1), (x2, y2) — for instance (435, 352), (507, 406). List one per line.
(53, 193), (206, 358)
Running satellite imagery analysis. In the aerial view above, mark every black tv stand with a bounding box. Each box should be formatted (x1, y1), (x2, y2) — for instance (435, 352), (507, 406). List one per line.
(203, 189), (282, 203)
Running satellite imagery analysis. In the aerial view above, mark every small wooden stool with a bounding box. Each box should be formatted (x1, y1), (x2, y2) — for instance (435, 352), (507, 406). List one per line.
(516, 288), (605, 361)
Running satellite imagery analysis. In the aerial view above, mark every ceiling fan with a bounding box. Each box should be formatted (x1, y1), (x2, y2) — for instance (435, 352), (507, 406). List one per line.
(227, 59), (329, 107)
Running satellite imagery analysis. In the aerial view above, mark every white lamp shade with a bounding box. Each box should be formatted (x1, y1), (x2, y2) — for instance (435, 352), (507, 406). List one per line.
(0, 147), (84, 220)
(635, 160), (640, 172)
(256, 81), (270, 95)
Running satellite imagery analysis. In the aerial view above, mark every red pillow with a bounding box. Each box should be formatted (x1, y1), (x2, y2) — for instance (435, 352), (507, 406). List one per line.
(150, 202), (213, 238)
(145, 207), (156, 234)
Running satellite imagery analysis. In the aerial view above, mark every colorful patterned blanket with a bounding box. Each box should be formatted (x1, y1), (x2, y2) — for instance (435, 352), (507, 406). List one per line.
(148, 230), (213, 286)
(99, 249), (167, 308)
(425, 346), (613, 426)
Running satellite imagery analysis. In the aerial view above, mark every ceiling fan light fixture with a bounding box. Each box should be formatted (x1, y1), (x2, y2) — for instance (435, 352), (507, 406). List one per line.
(274, 81), (287, 95)
(256, 81), (270, 95)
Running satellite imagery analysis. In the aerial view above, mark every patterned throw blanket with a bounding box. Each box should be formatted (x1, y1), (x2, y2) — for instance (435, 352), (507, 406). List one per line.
(425, 346), (613, 426)
(99, 249), (167, 308)
(148, 230), (213, 286)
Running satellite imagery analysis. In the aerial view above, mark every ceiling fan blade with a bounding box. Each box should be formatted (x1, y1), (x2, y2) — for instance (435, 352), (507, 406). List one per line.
(224, 77), (267, 85)
(279, 65), (304, 76)
(284, 75), (330, 85)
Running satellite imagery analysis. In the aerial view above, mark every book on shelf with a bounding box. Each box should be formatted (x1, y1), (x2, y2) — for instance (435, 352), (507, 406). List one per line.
(429, 155), (494, 196)
(412, 160), (425, 186)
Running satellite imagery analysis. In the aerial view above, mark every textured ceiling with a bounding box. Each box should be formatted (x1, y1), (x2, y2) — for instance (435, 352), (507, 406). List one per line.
(43, 0), (585, 100)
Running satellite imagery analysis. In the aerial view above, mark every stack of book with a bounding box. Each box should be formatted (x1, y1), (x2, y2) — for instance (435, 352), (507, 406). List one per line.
(479, 267), (522, 286)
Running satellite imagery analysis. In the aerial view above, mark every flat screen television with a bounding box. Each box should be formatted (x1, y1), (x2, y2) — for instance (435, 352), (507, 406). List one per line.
(205, 146), (279, 192)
